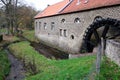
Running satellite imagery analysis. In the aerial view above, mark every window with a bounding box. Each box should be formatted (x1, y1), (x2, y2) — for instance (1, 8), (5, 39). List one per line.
(71, 35), (74, 40)
(60, 29), (62, 36)
(61, 19), (65, 23)
(36, 22), (38, 28)
(36, 22), (38, 33)
(44, 23), (47, 30)
(60, 29), (67, 37)
(51, 22), (55, 30)
(64, 29), (67, 37)
(74, 18), (81, 23)
(39, 22), (41, 30)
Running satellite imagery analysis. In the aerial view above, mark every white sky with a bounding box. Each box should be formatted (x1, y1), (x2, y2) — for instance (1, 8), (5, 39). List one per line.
(24, 0), (63, 11)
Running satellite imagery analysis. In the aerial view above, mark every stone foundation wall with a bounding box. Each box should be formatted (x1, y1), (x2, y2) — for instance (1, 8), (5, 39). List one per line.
(105, 40), (120, 66)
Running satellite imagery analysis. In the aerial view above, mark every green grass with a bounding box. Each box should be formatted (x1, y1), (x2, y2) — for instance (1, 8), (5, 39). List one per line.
(9, 41), (96, 80)
(0, 35), (19, 80)
(7, 29), (120, 80)
(99, 57), (120, 80)
(11, 36), (20, 41)
(22, 30), (38, 42)
(8, 41), (120, 80)
(0, 50), (10, 80)
(0, 29), (7, 34)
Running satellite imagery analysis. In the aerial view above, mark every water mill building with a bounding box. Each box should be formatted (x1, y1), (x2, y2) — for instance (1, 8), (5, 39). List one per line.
(34, 0), (120, 54)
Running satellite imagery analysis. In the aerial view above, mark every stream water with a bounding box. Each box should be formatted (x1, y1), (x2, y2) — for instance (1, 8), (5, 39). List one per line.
(3, 36), (69, 80)
(5, 48), (25, 80)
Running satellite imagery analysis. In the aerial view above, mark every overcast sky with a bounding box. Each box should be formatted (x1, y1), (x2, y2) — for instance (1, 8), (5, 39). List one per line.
(24, 0), (63, 11)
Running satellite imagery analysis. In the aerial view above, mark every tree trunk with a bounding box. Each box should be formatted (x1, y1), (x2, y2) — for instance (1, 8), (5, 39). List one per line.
(0, 35), (3, 42)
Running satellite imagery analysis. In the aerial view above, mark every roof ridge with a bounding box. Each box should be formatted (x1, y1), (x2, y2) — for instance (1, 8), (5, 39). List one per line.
(58, 0), (73, 13)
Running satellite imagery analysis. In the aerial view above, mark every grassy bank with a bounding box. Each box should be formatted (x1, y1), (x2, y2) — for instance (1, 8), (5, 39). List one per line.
(9, 41), (96, 80)
(0, 50), (10, 80)
(0, 35), (20, 80)
(20, 30), (120, 79)
(22, 30), (38, 42)
(99, 57), (120, 80)
(8, 41), (120, 80)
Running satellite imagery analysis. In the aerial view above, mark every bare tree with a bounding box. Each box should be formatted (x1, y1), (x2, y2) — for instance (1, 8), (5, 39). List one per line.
(0, 0), (38, 34)
(0, 0), (18, 35)
(17, 5), (38, 29)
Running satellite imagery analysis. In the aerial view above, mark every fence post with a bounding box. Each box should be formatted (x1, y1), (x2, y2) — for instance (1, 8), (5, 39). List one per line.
(96, 42), (102, 75)
(101, 38), (105, 56)
(96, 38), (105, 76)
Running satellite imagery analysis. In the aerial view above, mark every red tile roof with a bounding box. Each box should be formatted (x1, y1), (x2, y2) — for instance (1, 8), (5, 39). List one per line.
(34, 0), (70, 19)
(35, 0), (120, 19)
(61, 0), (120, 14)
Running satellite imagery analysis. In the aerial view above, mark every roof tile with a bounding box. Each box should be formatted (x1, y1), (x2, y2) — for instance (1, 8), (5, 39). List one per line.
(35, 0), (69, 19)
(35, 0), (120, 19)
(61, 0), (120, 13)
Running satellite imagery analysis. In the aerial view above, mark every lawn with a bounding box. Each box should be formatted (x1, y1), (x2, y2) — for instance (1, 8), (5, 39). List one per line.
(9, 41), (96, 80)
(0, 50), (10, 80)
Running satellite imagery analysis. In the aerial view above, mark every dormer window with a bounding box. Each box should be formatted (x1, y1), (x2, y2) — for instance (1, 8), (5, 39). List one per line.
(76, 0), (81, 5)
(74, 18), (81, 23)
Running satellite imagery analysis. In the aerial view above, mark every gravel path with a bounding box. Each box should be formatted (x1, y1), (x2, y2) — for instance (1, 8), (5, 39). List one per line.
(5, 49), (25, 80)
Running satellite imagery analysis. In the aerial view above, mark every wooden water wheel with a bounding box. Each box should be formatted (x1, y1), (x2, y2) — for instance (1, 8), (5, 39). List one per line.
(81, 17), (120, 53)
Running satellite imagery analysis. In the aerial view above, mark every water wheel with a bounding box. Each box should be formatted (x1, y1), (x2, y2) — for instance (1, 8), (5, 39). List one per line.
(81, 17), (120, 53)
